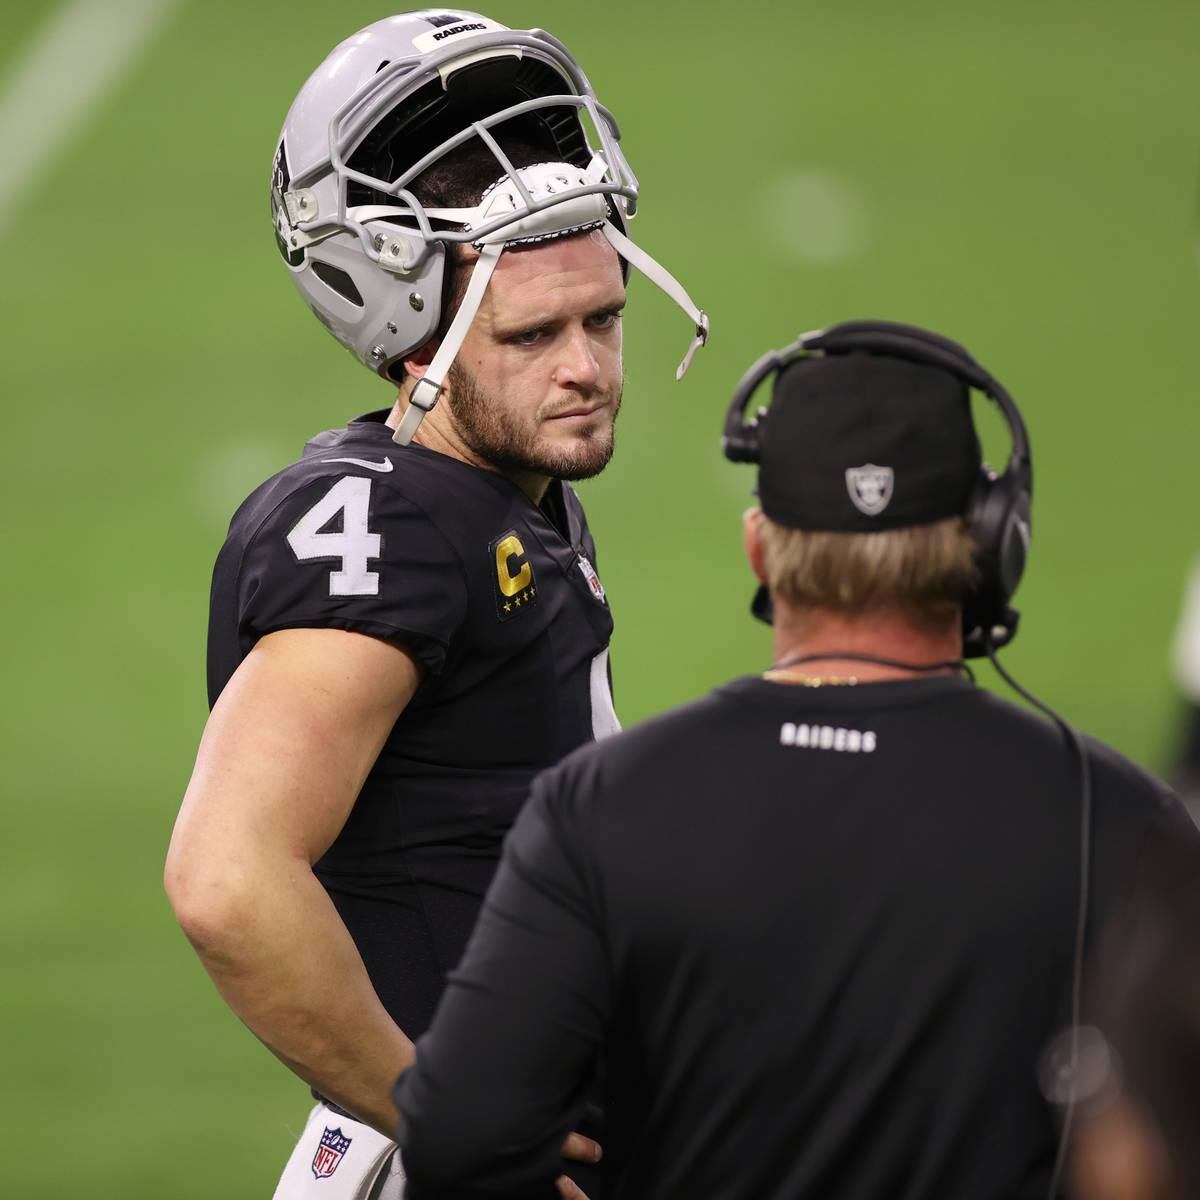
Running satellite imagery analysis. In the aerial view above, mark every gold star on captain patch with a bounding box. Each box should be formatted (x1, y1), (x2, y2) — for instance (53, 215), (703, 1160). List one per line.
(514, 596), (521, 607)
(529, 586), (536, 599)
(503, 602), (511, 613)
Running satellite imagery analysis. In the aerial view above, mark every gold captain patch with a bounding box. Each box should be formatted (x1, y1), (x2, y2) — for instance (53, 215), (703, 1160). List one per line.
(491, 530), (538, 622)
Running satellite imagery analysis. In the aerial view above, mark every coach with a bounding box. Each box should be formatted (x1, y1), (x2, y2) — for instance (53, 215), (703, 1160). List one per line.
(393, 322), (1192, 1199)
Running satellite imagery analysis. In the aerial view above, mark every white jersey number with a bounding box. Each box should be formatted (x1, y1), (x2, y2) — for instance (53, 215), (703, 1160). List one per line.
(287, 476), (381, 596)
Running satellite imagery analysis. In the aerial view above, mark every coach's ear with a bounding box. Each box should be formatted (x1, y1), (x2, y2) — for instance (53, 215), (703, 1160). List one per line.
(743, 507), (768, 583)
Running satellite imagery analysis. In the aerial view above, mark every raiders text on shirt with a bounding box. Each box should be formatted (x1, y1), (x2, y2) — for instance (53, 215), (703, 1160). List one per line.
(779, 723), (877, 753)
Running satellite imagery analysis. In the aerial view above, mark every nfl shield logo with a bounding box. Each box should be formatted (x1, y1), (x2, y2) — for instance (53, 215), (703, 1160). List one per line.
(311, 1126), (352, 1180)
(576, 555), (606, 602)
(845, 463), (894, 516)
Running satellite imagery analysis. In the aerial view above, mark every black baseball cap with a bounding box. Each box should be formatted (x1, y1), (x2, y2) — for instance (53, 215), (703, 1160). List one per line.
(757, 352), (982, 531)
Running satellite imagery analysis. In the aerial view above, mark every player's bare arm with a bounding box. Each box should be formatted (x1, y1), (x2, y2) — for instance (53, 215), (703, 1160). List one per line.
(165, 627), (421, 1136)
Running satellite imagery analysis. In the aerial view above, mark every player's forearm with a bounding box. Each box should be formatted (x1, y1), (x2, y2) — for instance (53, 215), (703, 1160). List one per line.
(170, 857), (413, 1137)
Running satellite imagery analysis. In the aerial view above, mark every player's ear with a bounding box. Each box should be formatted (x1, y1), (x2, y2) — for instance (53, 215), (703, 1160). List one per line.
(402, 338), (438, 379)
(743, 507), (768, 584)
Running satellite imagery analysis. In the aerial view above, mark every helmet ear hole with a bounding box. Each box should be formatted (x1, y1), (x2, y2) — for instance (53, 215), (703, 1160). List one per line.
(311, 262), (364, 307)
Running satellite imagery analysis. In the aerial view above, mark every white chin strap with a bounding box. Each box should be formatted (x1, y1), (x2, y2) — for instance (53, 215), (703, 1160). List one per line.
(392, 241), (505, 447)
(599, 223), (709, 381)
(392, 167), (708, 446)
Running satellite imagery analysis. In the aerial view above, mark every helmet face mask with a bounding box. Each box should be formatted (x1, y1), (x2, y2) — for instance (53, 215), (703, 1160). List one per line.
(272, 11), (706, 442)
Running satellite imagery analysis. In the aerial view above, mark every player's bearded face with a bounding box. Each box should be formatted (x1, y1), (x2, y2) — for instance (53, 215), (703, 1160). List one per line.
(447, 357), (622, 481)
(444, 231), (626, 483)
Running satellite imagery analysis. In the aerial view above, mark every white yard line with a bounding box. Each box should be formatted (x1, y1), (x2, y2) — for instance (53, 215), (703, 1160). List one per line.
(0, 0), (183, 234)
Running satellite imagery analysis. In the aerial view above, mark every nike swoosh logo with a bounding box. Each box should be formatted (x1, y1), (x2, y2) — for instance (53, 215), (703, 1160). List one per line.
(321, 457), (394, 473)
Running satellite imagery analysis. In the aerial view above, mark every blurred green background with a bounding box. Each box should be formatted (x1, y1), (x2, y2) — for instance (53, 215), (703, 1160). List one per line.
(3, 0), (1199, 1194)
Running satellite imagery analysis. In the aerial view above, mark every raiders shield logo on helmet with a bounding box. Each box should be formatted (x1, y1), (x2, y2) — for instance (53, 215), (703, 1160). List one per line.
(845, 464), (894, 516)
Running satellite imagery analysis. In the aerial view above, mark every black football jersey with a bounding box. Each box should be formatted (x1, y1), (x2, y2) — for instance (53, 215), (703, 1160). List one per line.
(206, 410), (617, 1038)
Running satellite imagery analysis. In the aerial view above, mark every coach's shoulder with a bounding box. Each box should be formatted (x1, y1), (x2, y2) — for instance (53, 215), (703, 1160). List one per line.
(1081, 732), (1183, 817)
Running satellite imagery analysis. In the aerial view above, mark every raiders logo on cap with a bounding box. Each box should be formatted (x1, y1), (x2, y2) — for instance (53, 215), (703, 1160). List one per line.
(845, 464), (894, 516)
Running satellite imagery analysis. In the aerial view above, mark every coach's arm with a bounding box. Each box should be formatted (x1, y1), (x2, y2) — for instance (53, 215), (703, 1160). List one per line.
(395, 769), (609, 1195)
(164, 626), (420, 1136)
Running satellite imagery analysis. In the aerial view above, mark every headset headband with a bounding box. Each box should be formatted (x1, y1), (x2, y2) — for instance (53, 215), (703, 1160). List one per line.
(722, 320), (1030, 485)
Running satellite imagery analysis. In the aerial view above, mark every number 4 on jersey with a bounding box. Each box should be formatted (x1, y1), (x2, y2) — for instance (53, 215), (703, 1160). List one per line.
(287, 476), (381, 596)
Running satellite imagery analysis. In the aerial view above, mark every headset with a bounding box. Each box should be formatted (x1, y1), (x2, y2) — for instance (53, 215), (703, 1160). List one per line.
(723, 319), (1089, 1199)
(721, 319), (1033, 659)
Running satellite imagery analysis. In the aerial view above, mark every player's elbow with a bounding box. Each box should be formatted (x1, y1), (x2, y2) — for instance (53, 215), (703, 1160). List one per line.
(164, 855), (225, 953)
(163, 837), (255, 956)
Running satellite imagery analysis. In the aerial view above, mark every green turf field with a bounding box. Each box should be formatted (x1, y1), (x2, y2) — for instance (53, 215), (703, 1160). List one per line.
(3, 1), (1199, 1194)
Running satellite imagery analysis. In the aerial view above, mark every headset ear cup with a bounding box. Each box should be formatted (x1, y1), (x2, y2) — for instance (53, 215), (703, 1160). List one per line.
(997, 489), (1031, 599)
(963, 468), (1030, 655)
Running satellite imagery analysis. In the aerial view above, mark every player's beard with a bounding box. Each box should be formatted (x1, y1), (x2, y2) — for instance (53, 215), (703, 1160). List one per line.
(446, 359), (622, 482)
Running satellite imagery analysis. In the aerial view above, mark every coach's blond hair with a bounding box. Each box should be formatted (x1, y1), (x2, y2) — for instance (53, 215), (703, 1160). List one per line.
(757, 513), (979, 621)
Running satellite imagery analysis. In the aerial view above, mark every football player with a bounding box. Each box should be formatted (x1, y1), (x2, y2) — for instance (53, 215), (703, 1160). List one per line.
(164, 11), (706, 1199)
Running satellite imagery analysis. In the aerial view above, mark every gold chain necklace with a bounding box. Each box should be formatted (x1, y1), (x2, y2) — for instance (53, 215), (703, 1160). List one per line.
(799, 674), (857, 687)
(775, 671), (859, 687)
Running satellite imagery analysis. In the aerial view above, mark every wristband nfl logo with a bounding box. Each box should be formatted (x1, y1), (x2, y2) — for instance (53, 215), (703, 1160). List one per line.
(311, 1126), (352, 1179)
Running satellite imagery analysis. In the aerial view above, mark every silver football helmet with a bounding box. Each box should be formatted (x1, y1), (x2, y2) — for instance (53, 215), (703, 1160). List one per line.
(271, 10), (709, 444)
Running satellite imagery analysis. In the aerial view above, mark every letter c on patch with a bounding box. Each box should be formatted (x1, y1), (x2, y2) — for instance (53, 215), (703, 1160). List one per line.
(495, 534), (532, 597)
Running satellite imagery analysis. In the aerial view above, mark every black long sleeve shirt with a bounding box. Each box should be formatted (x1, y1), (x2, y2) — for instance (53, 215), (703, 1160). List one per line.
(395, 674), (1190, 1199)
